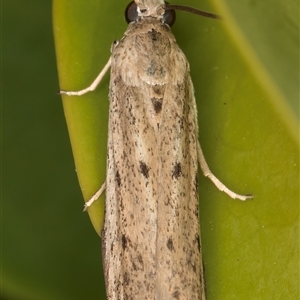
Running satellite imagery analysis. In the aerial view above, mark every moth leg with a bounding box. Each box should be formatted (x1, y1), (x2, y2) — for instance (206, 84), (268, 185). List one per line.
(83, 181), (107, 211)
(59, 57), (112, 96)
(197, 141), (253, 200)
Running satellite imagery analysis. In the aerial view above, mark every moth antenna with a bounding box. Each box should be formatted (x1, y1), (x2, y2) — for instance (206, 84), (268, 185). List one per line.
(165, 4), (222, 20)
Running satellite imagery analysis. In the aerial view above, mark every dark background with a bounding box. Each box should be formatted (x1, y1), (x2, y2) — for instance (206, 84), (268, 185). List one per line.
(3, 1), (105, 299)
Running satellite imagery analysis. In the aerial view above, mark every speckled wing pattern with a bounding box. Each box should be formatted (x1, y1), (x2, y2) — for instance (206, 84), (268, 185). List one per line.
(102, 11), (205, 300)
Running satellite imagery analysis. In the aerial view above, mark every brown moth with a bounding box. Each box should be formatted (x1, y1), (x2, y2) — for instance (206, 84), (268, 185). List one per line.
(60, 1), (252, 299)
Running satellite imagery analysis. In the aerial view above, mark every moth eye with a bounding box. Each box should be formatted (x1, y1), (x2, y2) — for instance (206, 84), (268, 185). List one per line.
(125, 1), (138, 23)
(163, 3), (176, 27)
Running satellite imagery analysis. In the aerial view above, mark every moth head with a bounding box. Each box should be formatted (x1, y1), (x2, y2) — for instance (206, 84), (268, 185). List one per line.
(125, 1), (176, 27)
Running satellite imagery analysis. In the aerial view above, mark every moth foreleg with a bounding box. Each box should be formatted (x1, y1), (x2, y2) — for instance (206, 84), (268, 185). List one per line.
(59, 57), (111, 96)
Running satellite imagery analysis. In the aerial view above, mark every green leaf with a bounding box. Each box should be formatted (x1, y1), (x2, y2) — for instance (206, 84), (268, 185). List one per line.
(213, 0), (299, 142)
(53, 0), (299, 299)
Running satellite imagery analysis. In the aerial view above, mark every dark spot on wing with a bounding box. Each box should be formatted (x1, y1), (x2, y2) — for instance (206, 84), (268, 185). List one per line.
(172, 162), (182, 179)
(122, 234), (127, 250)
(139, 161), (150, 178)
(116, 170), (121, 187)
(167, 237), (174, 251)
(172, 290), (180, 299)
(151, 97), (163, 113)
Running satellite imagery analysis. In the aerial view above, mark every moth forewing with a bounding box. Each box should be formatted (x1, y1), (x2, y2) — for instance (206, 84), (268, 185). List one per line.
(102, 15), (205, 298)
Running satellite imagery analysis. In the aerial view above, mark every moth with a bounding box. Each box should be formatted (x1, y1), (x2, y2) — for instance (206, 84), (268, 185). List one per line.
(60, 1), (253, 299)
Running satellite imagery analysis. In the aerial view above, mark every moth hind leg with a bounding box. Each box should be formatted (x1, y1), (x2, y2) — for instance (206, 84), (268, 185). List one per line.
(197, 141), (253, 201)
(83, 181), (107, 211)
